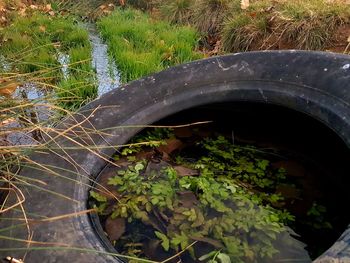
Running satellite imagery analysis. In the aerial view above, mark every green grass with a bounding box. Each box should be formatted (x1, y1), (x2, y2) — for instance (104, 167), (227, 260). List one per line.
(56, 76), (97, 109)
(127, 0), (350, 53)
(221, 0), (350, 52)
(56, 45), (97, 110)
(221, 13), (269, 52)
(159, 0), (194, 25)
(0, 12), (97, 108)
(97, 8), (202, 83)
(0, 12), (96, 108)
(191, 0), (238, 37)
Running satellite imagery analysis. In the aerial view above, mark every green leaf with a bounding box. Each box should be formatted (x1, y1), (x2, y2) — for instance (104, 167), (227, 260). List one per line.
(134, 163), (144, 172)
(127, 156), (136, 162)
(97, 203), (107, 214)
(198, 251), (217, 261)
(145, 202), (152, 212)
(108, 176), (124, 186)
(217, 253), (231, 263)
(226, 185), (236, 194)
(151, 197), (159, 205)
(155, 231), (170, 251)
(90, 191), (107, 202)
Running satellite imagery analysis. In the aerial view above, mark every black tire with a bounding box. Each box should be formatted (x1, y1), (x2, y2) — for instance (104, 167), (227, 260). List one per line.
(1, 51), (350, 263)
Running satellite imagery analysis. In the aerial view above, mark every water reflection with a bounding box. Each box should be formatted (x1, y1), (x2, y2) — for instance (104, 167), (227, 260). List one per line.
(87, 24), (120, 96)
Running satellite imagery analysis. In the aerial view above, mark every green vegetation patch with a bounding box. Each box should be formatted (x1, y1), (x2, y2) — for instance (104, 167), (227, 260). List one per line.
(90, 128), (320, 262)
(221, 0), (350, 52)
(97, 8), (202, 83)
(0, 12), (96, 108)
(128, 0), (350, 53)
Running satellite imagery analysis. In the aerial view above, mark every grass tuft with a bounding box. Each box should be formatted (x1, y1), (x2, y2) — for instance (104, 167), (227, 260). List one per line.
(188, 0), (239, 47)
(159, 0), (194, 25)
(221, 0), (350, 52)
(222, 14), (268, 52)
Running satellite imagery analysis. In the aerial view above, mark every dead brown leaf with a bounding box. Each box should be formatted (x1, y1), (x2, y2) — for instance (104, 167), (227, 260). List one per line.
(44, 4), (52, 12)
(157, 138), (183, 154)
(5, 256), (24, 263)
(39, 25), (46, 32)
(272, 160), (306, 177)
(0, 117), (16, 127)
(174, 165), (199, 177)
(105, 216), (126, 241)
(276, 184), (301, 199)
(18, 8), (26, 17)
(173, 127), (193, 138)
(177, 191), (198, 208)
(0, 81), (19, 96)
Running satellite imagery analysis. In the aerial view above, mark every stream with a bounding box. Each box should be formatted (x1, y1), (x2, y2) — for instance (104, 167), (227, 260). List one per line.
(87, 24), (121, 96)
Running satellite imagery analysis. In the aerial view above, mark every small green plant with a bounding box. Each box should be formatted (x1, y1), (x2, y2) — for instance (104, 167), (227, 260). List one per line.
(117, 128), (173, 156)
(92, 161), (287, 262)
(306, 202), (332, 230)
(90, 130), (307, 262)
(196, 136), (287, 202)
(199, 250), (231, 263)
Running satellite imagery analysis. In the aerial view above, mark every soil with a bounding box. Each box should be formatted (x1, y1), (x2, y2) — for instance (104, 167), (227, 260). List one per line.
(326, 25), (350, 53)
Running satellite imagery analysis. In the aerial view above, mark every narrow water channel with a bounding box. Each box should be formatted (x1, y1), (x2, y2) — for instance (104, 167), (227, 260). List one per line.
(87, 24), (121, 96)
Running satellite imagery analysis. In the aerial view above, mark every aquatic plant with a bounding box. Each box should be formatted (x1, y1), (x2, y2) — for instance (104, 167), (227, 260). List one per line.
(91, 130), (308, 262)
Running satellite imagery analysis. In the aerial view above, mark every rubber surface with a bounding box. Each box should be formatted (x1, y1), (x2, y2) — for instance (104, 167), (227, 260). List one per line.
(0, 51), (350, 263)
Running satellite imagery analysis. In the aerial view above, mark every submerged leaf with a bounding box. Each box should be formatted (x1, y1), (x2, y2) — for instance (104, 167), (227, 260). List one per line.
(174, 166), (199, 177)
(108, 176), (123, 186)
(177, 191), (198, 208)
(155, 231), (170, 251)
(135, 162), (145, 172)
(199, 251), (217, 261)
(0, 81), (18, 96)
(105, 216), (126, 241)
(217, 253), (231, 263)
(90, 191), (107, 202)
